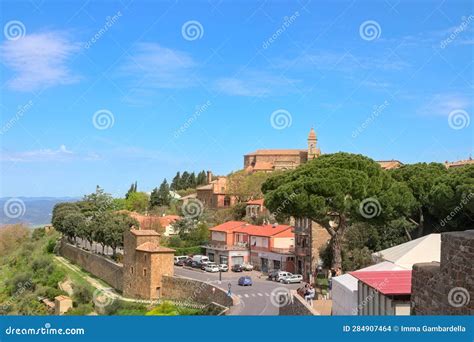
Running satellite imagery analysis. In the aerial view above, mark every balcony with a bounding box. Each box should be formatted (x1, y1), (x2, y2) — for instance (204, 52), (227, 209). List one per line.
(295, 246), (311, 257)
(250, 246), (295, 254)
(203, 243), (248, 251)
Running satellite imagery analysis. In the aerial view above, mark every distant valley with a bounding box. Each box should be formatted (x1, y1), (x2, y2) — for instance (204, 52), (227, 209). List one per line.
(0, 197), (80, 227)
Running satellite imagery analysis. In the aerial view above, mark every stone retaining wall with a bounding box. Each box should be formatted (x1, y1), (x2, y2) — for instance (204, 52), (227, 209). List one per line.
(59, 240), (124, 291)
(279, 290), (319, 316)
(411, 230), (473, 315)
(161, 276), (234, 309)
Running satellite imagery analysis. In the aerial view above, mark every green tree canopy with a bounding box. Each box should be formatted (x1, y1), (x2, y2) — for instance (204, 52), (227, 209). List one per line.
(262, 152), (416, 269)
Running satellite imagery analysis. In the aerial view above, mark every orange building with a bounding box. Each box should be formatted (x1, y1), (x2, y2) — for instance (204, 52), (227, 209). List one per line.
(196, 171), (237, 209)
(204, 221), (295, 272)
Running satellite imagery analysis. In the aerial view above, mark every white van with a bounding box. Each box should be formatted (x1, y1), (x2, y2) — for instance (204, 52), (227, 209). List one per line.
(192, 255), (209, 263)
(174, 256), (187, 265)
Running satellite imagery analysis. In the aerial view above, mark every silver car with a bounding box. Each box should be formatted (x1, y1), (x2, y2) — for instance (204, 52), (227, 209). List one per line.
(283, 274), (303, 284)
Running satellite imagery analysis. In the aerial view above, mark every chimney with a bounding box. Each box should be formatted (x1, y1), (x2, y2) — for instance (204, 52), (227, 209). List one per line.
(207, 170), (213, 184)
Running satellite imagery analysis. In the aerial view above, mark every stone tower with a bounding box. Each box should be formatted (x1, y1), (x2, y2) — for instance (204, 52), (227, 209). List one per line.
(307, 127), (320, 160)
(123, 229), (175, 300)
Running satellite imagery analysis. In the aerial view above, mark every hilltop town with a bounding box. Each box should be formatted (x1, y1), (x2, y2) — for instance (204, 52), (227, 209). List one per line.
(1, 128), (472, 316)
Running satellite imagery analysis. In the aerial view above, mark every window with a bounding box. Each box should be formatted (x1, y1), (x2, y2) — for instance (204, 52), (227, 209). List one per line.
(143, 268), (147, 277)
(224, 196), (231, 207)
(131, 267), (134, 274)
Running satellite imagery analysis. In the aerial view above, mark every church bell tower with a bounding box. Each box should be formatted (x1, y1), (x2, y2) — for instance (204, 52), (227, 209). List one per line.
(307, 127), (319, 160)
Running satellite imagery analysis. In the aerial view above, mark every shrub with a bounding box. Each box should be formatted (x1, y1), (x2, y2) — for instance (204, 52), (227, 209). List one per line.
(72, 284), (92, 304)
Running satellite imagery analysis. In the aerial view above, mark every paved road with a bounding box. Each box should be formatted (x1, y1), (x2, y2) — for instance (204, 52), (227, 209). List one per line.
(174, 266), (302, 316)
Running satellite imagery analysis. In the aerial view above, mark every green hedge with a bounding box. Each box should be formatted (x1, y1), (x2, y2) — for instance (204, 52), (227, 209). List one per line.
(173, 246), (203, 256)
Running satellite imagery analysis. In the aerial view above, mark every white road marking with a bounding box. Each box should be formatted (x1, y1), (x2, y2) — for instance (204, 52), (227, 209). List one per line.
(258, 293), (263, 296)
(244, 294), (249, 298)
(238, 295), (242, 298)
(251, 294), (256, 297)
(265, 293), (270, 296)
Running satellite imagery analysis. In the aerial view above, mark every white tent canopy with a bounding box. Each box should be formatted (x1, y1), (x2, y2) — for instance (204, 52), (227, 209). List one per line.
(371, 234), (441, 269)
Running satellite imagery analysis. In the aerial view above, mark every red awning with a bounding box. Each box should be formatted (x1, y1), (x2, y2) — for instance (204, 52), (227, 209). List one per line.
(349, 270), (412, 295)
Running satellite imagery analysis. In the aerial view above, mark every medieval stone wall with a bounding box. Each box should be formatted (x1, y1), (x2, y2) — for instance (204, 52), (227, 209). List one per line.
(59, 240), (124, 291)
(411, 230), (473, 315)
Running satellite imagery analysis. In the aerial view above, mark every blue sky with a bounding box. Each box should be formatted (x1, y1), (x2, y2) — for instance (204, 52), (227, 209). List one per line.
(0, 0), (472, 198)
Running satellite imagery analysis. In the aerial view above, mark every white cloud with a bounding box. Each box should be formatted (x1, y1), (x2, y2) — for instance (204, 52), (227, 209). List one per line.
(214, 70), (301, 97)
(1, 145), (99, 162)
(120, 43), (197, 89)
(0, 32), (80, 91)
(417, 94), (473, 116)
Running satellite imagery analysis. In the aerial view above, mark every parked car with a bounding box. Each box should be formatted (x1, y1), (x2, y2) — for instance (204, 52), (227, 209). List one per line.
(174, 256), (187, 265)
(241, 263), (254, 271)
(282, 274), (303, 284)
(191, 261), (202, 269)
(218, 264), (229, 272)
(192, 255), (209, 263)
(275, 271), (292, 282)
(184, 258), (194, 267)
(267, 269), (280, 281)
(238, 276), (253, 286)
(231, 264), (243, 272)
(205, 264), (220, 273)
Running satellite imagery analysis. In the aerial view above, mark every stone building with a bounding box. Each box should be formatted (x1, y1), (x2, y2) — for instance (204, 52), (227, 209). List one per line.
(411, 230), (473, 315)
(122, 229), (175, 300)
(244, 128), (321, 172)
(294, 217), (331, 282)
(196, 171), (237, 209)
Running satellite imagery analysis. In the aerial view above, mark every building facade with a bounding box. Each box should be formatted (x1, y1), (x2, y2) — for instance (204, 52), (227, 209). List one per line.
(294, 217), (331, 282)
(204, 221), (295, 272)
(196, 171), (237, 209)
(244, 128), (320, 172)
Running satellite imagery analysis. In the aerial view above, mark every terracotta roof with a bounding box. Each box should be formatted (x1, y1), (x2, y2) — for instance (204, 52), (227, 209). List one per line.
(350, 270), (412, 296)
(245, 149), (307, 156)
(130, 229), (160, 236)
(377, 160), (403, 170)
(158, 215), (181, 227)
(273, 229), (295, 238)
(55, 295), (71, 301)
(210, 221), (249, 232)
(196, 184), (213, 190)
(136, 242), (175, 253)
(247, 199), (264, 206)
(234, 224), (293, 237)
